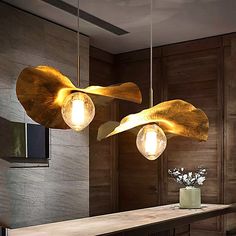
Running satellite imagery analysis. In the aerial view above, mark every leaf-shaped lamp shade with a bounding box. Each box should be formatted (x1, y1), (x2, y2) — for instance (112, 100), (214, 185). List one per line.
(98, 99), (209, 142)
(16, 66), (142, 129)
(98, 99), (209, 160)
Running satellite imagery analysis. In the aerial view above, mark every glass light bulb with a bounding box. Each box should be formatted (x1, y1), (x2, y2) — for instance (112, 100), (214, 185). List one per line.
(136, 124), (167, 160)
(61, 92), (95, 131)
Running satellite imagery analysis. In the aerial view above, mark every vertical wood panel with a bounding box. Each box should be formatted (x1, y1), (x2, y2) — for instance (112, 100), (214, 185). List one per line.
(89, 47), (118, 216)
(223, 34), (236, 232)
(162, 46), (224, 234)
(116, 51), (161, 211)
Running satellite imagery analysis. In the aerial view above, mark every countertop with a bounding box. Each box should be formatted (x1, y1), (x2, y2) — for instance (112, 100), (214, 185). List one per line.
(9, 204), (234, 236)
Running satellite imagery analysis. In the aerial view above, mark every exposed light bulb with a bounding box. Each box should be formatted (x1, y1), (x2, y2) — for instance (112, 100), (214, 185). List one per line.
(136, 124), (167, 160)
(144, 130), (158, 155)
(61, 92), (95, 131)
(72, 99), (85, 125)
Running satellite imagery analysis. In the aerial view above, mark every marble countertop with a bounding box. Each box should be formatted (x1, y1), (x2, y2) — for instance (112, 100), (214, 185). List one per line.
(9, 204), (233, 236)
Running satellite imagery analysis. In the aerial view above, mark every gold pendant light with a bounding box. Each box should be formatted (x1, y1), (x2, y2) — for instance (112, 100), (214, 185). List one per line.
(98, 0), (209, 160)
(16, 66), (141, 129)
(16, 1), (142, 131)
(97, 99), (209, 142)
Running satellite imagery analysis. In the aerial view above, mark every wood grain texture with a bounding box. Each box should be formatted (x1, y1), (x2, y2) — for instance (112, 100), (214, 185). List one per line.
(8, 204), (232, 236)
(116, 51), (161, 211)
(0, 2), (89, 228)
(162, 45), (224, 235)
(223, 34), (236, 232)
(115, 35), (236, 235)
(89, 47), (118, 216)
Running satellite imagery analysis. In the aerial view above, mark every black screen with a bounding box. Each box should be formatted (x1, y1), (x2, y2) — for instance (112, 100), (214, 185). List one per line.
(0, 117), (49, 160)
(27, 124), (49, 159)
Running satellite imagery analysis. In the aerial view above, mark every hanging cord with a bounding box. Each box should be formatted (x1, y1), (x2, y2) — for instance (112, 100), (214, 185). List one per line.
(149, 0), (153, 108)
(77, 0), (80, 87)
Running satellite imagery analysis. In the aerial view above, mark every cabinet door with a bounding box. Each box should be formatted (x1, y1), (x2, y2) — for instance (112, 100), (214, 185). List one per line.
(162, 48), (223, 235)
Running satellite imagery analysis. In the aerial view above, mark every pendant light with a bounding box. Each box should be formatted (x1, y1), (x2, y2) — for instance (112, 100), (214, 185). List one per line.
(61, 0), (95, 131)
(16, 1), (142, 130)
(97, 0), (209, 160)
(135, 0), (166, 160)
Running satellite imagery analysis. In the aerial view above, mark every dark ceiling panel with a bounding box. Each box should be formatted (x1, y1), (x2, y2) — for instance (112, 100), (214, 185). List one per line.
(42, 0), (129, 36)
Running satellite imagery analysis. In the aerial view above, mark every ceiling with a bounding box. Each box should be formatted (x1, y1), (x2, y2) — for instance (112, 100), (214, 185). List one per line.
(4, 0), (236, 54)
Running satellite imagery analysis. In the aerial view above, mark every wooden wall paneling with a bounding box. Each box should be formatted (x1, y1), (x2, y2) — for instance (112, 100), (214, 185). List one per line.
(89, 47), (118, 216)
(114, 34), (236, 235)
(162, 41), (224, 235)
(174, 225), (190, 236)
(223, 34), (236, 232)
(162, 37), (221, 57)
(116, 50), (162, 211)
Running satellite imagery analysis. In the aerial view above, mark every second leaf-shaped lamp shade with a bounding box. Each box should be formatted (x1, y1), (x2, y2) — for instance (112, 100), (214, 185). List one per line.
(97, 99), (209, 160)
(136, 124), (167, 160)
(61, 92), (95, 131)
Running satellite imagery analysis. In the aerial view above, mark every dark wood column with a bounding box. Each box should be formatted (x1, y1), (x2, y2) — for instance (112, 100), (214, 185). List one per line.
(89, 47), (118, 216)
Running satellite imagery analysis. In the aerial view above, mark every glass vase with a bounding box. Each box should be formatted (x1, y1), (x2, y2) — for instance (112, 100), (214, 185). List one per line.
(179, 186), (201, 209)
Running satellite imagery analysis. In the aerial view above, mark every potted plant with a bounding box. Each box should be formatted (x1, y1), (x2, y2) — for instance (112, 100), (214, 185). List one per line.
(168, 167), (207, 209)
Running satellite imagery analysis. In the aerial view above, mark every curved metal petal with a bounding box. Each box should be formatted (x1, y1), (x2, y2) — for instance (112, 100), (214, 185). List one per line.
(16, 66), (142, 129)
(79, 83), (142, 104)
(16, 66), (75, 129)
(98, 100), (209, 142)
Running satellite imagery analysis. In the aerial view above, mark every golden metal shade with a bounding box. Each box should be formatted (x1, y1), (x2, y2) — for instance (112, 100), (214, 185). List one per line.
(97, 99), (209, 142)
(16, 66), (142, 129)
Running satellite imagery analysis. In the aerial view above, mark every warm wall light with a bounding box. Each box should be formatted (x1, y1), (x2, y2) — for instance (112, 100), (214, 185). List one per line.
(61, 92), (95, 131)
(136, 124), (167, 160)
